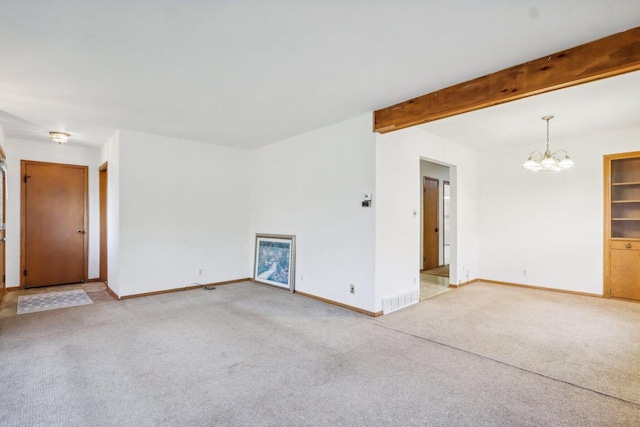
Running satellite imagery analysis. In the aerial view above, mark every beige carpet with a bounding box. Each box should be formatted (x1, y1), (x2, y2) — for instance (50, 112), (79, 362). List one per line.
(377, 281), (640, 405)
(1, 281), (639, 425)
(423, 264), (449, 277)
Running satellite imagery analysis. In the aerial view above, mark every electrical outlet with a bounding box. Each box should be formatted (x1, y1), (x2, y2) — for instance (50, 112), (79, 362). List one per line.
(522, 269), (527, 277)
(198, 268), (204, 276)
(413, 277), (417, 285)
(350, 284), (355, 294)
(300, 274), (304, 281)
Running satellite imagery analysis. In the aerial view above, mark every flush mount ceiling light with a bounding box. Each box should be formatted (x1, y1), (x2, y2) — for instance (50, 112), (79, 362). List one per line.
(49, 131), (70, 144)
(522, 115), (575, 172)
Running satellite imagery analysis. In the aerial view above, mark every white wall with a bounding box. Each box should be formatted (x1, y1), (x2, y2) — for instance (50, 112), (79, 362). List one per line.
(102, 131), (121, 294)
(115, 130), (250, 296)
(375, 127), (478, 310)
(249, 114), (377, 312)
(477, 125), (640, 295)
(420, 160), (450, 266)
(4, 138), (101, 287)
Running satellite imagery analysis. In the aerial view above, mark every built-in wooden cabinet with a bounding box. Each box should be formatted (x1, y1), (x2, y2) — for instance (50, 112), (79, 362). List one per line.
(605, 152), (640, 302)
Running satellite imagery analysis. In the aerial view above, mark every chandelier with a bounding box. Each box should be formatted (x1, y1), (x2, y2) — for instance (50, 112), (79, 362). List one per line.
(522, 115), (575, 172)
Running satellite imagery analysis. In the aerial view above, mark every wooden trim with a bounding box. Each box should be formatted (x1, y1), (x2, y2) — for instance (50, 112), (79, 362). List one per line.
(99, 162), (108, 283)
(607, 295), (640, 304)
(374, 26), (640, 133)
(6, 286), (20, 292)
(119, 278), (250, 300)
(478, 279), (603, 298)
(86, 278), (103, 283)
(105, 284), (119, 300)
(448, 278), (479, 288)
(602, 150), (640, 161)
(604, 154), (612, 299)
(20, 160), (89, 289)
(294, 290), (383, 317)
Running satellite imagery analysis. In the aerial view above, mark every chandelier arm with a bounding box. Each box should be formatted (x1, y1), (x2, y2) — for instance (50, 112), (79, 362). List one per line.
(529, 151), (544, 161)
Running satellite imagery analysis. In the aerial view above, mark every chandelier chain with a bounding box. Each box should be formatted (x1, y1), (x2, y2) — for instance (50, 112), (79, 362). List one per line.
(546, 118), (550, 152)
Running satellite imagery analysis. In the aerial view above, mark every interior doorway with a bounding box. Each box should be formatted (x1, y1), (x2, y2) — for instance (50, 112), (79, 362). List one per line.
(21, 160), (88, 288)
(420, 160), (450, 300)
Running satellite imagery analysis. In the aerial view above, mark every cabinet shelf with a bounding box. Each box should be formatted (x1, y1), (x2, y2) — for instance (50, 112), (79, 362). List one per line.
(612, 200), (640, 203)
(612, 218), (640, 221)
(612, 181), (640, 186)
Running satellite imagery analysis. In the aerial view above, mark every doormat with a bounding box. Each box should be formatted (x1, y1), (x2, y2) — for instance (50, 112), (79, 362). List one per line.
(17, 289), (93, 315)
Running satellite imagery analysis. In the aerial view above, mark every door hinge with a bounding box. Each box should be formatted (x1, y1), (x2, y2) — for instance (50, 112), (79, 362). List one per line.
(23, 175), (31, 183)
(2, 274), (4, 283)
(23, 269), (27, 276)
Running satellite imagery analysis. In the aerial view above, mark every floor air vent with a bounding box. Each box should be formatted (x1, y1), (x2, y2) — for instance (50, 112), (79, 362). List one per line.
(382, 289), (419, 315)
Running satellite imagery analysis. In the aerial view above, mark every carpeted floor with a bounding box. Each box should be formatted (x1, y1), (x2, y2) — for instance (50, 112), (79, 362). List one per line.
(378, 281), (640, 405)
(1, 281), (639, 426)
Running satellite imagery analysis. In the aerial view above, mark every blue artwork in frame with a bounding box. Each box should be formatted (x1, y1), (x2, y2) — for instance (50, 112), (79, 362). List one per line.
(253, 234), (296, 292)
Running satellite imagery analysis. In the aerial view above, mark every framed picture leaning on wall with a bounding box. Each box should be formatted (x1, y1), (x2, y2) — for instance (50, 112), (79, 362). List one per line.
(253, 234), (296, 292)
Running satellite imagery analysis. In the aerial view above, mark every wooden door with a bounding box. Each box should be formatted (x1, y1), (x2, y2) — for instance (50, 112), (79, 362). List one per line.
(423, 177), (439, 270)
(99, 163), (108, 283)
(610, 248), (640, 301)
(21, 161), (88, 288)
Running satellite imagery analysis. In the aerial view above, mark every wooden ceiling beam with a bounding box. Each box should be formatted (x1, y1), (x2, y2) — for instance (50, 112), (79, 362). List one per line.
(374, 26), (640, 133)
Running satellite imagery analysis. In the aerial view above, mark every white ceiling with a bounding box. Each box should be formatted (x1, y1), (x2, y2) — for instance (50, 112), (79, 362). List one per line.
(0, 1), (639, 149)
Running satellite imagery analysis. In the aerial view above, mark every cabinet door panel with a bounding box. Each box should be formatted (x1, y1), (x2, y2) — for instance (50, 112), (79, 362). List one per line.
(610, 249), (640, 301)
